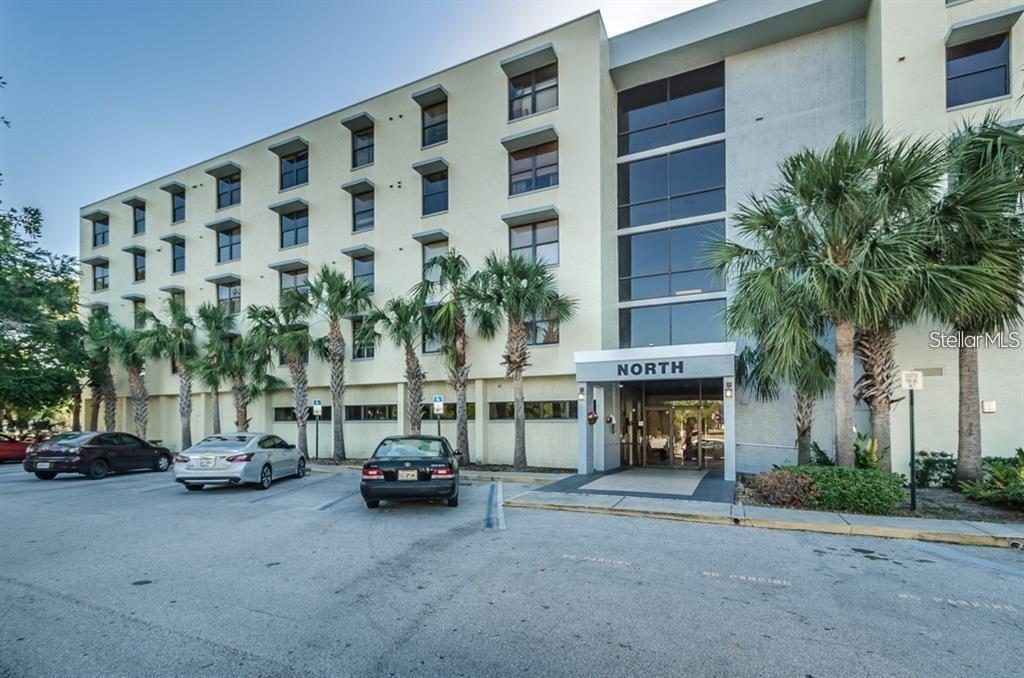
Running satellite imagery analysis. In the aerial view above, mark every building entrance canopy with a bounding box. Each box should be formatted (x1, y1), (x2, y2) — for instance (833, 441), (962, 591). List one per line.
(574, 342), (736, 383)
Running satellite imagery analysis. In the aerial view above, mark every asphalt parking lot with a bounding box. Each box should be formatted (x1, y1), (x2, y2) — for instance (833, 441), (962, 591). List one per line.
(1, 460), (1022, 677)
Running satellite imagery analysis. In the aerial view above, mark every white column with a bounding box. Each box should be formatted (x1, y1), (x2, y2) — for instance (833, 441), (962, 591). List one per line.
(577, 382), (594, 474)
(396, 383), (409, 435)
(474, 379), (487, 465)
(723, 376), (736, 481)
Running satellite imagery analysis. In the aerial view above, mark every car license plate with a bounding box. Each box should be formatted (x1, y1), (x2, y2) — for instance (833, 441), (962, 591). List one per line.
(37, 462), (50, 469)
(398, 469), (417, 481)
(200, 456), (215, 468)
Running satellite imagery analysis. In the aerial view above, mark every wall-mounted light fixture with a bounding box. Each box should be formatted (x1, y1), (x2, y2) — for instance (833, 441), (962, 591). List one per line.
(725, 380), (734, 399)
(982, 400), (997, 413)
(577, 385), (586, 401)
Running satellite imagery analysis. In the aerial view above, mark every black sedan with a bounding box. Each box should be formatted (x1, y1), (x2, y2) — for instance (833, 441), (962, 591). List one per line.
(23, 431), (173, 480)
(360, 435), (461, 508)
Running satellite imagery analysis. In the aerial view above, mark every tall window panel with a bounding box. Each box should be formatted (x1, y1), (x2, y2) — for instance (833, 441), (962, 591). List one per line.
(280, 150), (309, 189)
(509, 63), (557, 120)
(217, 173), (241, 208)
(617, 62), (724, 156)
(353, 255), (374, 292)
(171, 191), (186, 223)
(422, 170), (448, 215)
(617, 141), (725, 228)
(217, 228), (241, 263)
(618, 220), (725, 300)
(280, 209), (309, 248)
(618, 299), (725, 348)
(353, 190), (374, 232)
(217, 282), (241, 315)
(946, 34), (1009, 108)
(422, 101), (448, 147)
(352, 317), (374, 359)
(525, 312), (560, 346)
(133, 300), (146, 329)
(92, 263), (109, 291)
(422, 240), (448, 283)
(352, 127), (374, 168)
(92, 219), (109, 247)
(509, 142), (558, 195)
(280, 267), (309, 298)
(132, 206), (146, 235)
(171, 242), (185, 274)
(510, 219), (558, 266)
(133, 253), (146, 282)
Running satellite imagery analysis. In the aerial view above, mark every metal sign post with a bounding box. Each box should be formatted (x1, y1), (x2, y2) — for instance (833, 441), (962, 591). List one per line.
(312, 398), (324, 460)
(432, 395), (444, 437)
(901, 371), (923, 511)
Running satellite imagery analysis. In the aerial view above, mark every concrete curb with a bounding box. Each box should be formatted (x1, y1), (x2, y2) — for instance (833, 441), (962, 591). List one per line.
(503, 494), (1024, 548)
(309, 465), (563, 485)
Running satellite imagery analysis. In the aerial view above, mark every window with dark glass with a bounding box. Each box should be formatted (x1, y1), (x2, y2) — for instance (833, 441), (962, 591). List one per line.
(280, 209), (309, 248)
(352, 127), (374, 168)
(217, 172), (241, 208)
(280, 267), (309, 297)
(93, 264), (109, 291)
(279, 350), (309, 367)
(421, 305), (442, 353)
(617, 62), (724, 156)
(344, 404), (398, 421)
(172, 242), (185, 273)
(170, 290), (185, 307)
(422, 101), (448, 147)
(618, 220), (724, 300)
(946, 34), (1009, 108)
(489, 401), (577, 420)
(617, 141), (725, 228)
(422, 170), (448, 215)
(217, 282), (241, 315)
(133, 300), (146, 329)
(510, 219), (558, 265)
(525, 312), (559, 346)
(353, 255), (374, 292)
(420, 402), (476, 420)
(276, 406), (331, 421)
(280, 150), (309, 189)
(509, 141), (558, 195)
(133, 252), (146, 282)
(422, 240), (448, 283)
(132, 206), (146, 235)
(93, 219), (109, 247)
(509, 63), (557, 120)
(353, 189), (374, 232)
(352, 317), (373, 359)
(618, 298), (725, 348)
(172, 191), (186, 223)
(217, 228), (241, 263)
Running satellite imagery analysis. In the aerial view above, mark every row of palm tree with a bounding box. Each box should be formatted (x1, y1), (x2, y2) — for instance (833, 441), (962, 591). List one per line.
(710, 119), (1024, 481)
(81, 252), (577, 470)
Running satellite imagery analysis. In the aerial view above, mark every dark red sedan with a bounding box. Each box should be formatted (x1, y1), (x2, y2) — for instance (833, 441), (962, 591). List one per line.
(23, 431), (173, 480)
(0, 434), (31, 463)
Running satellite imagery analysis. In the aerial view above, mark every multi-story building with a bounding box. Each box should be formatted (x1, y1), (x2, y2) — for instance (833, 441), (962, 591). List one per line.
(80, 0), (1024, 481)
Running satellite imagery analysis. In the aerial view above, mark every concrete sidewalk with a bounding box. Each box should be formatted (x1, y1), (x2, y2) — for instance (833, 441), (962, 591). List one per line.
(309, 463), (568, 486)
(503, 490), (1024, 548)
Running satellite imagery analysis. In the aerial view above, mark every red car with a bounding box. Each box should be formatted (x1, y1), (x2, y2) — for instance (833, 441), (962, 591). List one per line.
(0, 434), (30, 463)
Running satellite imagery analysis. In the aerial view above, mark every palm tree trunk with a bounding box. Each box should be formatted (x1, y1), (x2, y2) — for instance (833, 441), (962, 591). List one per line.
(328, 319), (346, 461)
(833, 320), (856, 467)
(102, 366), (117, 431)
(88, 384), (100, 430)
(955, 338), (982, 484)
(210, 387), (221, 434)
(795, 390), (814, 465)
(505, 320), (530, 470)
(405, 345), (425, 434)
(71, 384), (82, 431)
(868, 401), (892, 472)
(178, 366), (193, 450)
(855, 326), (896, 472)
(453, 321), (470, 461)
(126, 364), (148, 439)
(290, 357), (310, 457)
(232, 376), (248, 432)
(512, 373), (526, 469)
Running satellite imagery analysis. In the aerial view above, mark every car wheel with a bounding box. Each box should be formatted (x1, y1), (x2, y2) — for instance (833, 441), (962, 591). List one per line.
(296, 457), (307, 478)
(258, 464), (273, 490)
(86, 459), (108, 480)
(447, 495), (459, 507)
(185, 484), (204, 492)
(365, 500), (380, 509)
(34, 471), (56, 480)
(154, 454), (171, 472)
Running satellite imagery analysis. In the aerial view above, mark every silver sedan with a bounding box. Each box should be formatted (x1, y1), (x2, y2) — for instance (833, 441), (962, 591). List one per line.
(174, 432), (307, 491)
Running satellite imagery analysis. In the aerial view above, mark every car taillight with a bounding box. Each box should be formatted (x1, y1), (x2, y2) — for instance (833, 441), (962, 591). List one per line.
(362, 467), (384, 481)
(432, 467), (455, 479)
(226, 453), (253, 462)
(174, 455), (190, 464)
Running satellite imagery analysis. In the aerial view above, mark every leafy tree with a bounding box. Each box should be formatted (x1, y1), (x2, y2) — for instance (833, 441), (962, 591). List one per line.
(467, 254), (577, 469)
(108, 318), (149, 438)
(138, 298), (198, 449)
(306, 265), (371, 460)
(83, 312), (117, 431)
(192, 303), (236, 435)
(363, 296), (427, 433)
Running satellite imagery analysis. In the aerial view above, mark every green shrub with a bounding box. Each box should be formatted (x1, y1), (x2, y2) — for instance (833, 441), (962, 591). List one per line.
(790, 466), (906, 514)
(961, 448), (1024, 507)
(853, 432), (885, 470)
(809, 441), (835, 466)
(746, 469), (818, 507)
(915, 451), (956, 488)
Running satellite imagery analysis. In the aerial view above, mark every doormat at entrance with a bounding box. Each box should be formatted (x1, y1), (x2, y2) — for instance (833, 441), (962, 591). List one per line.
(579, 468), (707, 496)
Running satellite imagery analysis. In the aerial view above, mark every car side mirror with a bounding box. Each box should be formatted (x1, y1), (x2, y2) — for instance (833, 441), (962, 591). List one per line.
(454, 450), (463, 457)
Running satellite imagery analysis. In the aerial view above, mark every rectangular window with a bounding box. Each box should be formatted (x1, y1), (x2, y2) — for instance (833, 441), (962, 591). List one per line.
(172, 191), (186, 223)
(422, 239), (448, 283)
(617, 141), (725, 228)
(510, 219), (558, 265)
(133, 299), (146, 329)
(275, 406), (331, 422)
(217, 282), (241, 315)
(280, 150), (309, 190)
(422, 170), (448, 215)
(171, 241), (185, 274)
(617, 62), (724, 156)
(353, 190), (374, 232)
(421, 305), (442, 353)
(133, 252), (146, 282)
(618, 220), (725, 301)
(352, 127), (374, 168)
(170, 290), (185, 307)
(217, 172), (241, 209)
(509, 141), (558, 195)
(279, 350), (309, 367)
(344, 404), (398, 421)
(280, 209), (309, 248)
(352, 317), (374, 359)
(92, 219), (109, 247)
(132, 206), (146, 235)
(509, 63), (557, 120)
(419, 402), (476, 420)
(93, 264), (109, 291)
(618, 298), (725, 348)
(488, 400), (577, 420)
(353, 255), (374, 292)
(422, 100), (448, 147)
(525, 313), (559, 346)
(217, 227), (241, 263)
(946, 34), (1009, 108)
(280, 267), (309, 298)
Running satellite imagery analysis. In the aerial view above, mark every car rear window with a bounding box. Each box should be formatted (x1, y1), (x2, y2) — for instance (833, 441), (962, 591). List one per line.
(195, 435), (251, 447)
(373, 439), (445, 459)
(47, 433), (93, 444)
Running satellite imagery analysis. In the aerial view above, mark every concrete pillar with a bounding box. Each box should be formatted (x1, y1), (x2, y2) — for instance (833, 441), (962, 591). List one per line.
(474, 379), (487, 464)
(723, 376), (736, 481)
(594, 385), (607, 472)
(577, 382), (594, 474)
(396, 382), (409, 435)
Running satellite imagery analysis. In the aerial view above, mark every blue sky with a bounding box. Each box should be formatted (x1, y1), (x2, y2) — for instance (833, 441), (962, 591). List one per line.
(0, 0), (707, 257)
